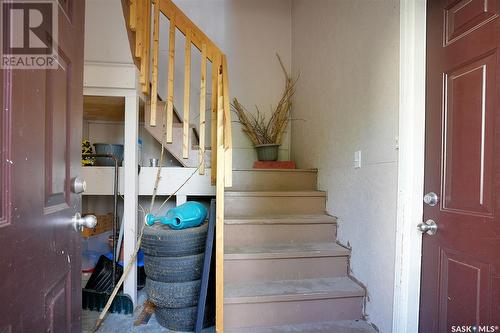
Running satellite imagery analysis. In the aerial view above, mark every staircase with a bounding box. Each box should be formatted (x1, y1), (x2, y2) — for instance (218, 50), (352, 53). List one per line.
(122, 2), (374, 331)
(224, 169), (376, 333)
(144, 101), (211, 167)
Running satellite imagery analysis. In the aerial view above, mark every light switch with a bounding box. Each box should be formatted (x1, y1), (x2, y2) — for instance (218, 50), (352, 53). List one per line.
(354, 150), (362, 169)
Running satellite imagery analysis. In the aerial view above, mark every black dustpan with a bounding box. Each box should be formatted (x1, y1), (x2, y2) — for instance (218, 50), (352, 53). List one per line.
(82, 255), (133, 314)
(81, 154), (134, 315)
(85, 255), (122, 292)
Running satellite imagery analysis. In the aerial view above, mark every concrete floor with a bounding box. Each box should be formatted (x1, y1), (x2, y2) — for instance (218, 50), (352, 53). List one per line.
(82, 309), (215, 333)
(82, 291), (215, 333)
(82, 308), (376, 333)
(225, 320), (378, 333)
(81, 292), (375, 333)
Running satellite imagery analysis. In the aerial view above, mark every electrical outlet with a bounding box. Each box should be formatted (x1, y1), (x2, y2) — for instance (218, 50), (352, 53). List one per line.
(354, 150), (362, 168)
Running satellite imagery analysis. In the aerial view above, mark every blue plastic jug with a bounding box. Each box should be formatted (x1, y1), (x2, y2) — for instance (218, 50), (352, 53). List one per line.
(145, 201), (207, 230)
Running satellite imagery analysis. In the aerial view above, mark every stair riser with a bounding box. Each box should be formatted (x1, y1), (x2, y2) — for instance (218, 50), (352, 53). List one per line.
(225, 196), (326, 215)
(231, 171), (317, 191)
(224, 257), (348, 283)
(224, 224), (336, 246)
(224, 297), (363, 329)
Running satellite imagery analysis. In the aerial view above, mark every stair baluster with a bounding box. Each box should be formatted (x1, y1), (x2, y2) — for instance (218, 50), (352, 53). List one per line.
(166, 16), (176, 143)
(183, 29), (192, 158)
(150, 0), (159, 126)
(199, 43), (207, 175)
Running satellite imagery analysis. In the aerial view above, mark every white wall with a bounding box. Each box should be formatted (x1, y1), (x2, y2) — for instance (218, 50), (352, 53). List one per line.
(158, 0), (293, 168)
(84, 0), (133, 64)
(83, 0), (180, 167)
(85, 0), (292, 169)
(84, 120), (181, 167)
(291, 1), (400, 332)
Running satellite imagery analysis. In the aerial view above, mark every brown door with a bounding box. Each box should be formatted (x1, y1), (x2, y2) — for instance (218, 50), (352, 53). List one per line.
(420, 0), (500, 332)
(0, 1), (85, 332)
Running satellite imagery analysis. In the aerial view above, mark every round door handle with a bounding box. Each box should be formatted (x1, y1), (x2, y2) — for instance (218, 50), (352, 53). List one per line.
(417, 219), (438, 235)
(423, 192), (439, 206)
(71, 177), (87, 194)
(73, 213), (97, 231)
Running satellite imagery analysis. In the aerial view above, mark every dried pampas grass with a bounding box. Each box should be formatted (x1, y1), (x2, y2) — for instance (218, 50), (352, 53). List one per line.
(232, 53), (297, 145)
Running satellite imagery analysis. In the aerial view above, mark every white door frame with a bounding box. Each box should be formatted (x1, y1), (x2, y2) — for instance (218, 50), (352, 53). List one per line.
(83, 61), (140, 307)
(393, 1), (427, 332)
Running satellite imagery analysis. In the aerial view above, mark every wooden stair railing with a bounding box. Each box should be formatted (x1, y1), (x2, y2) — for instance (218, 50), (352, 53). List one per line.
(121, 1), (232, 331)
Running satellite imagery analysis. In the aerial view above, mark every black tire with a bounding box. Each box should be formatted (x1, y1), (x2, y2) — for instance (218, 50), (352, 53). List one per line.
(155, 306), (214, 331)
(144, 253), (204, 283)
(141, 222), (208, 257)
(146, 278), (201, 308)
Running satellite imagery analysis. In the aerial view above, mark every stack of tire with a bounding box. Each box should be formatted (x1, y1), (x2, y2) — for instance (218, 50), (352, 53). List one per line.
(142, 221), (213, 331)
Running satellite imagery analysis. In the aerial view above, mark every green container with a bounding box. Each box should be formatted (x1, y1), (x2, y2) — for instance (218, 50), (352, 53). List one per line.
(255, 144), (280, 161)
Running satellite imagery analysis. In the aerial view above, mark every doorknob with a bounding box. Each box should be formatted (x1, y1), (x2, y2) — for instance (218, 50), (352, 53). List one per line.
(73, 213), (97, 231)
(71, 177), (87, 194)
(417, 219), (438, 235)
(423, 192), (439, 206)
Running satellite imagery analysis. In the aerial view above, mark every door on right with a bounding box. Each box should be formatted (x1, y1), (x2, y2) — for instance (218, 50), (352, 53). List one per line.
(420, 0), (500, 332)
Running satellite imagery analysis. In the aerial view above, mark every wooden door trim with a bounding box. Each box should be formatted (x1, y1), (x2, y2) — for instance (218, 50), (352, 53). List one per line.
(83, 68), (141, 307)
(392, 1), (427, 332)
(0, 68), (12, 227)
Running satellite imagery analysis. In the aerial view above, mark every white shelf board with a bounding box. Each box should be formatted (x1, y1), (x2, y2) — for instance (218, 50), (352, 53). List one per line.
(82, 166), (215, 196)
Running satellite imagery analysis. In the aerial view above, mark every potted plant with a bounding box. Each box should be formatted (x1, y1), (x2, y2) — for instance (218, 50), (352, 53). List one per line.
(232, 54), (297, 161)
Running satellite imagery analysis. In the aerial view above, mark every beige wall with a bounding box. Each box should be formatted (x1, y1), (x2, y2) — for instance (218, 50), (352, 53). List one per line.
(291, 1), (400, 332)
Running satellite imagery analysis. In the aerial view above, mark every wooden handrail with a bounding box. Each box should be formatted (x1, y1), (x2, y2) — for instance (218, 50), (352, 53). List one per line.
(159, 0), (222, 61)
(122, 1), (232, 331)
